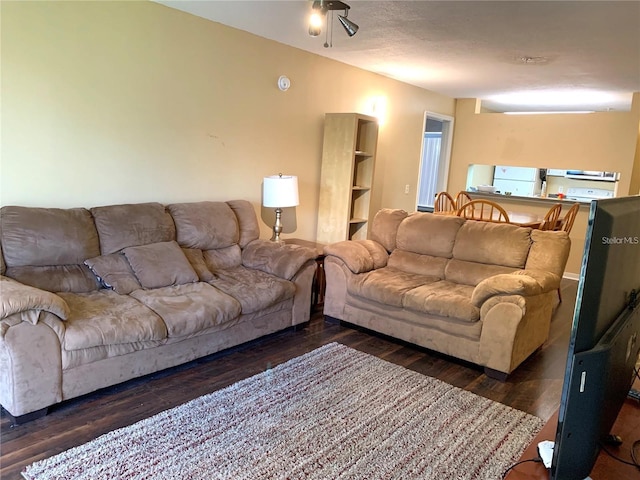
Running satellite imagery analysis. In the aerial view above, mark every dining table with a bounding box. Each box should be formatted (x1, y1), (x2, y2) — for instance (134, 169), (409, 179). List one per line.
(503, 211), (545, 228)
(434, 209), (545, 228)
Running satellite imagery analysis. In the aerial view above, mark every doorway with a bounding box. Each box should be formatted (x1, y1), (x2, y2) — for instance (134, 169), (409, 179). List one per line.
(417, 112), (454, 211)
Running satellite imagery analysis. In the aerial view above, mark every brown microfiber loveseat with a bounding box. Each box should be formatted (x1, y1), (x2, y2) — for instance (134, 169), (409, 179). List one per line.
(0, 200), (317, 422)
(323, 209), (571, 378)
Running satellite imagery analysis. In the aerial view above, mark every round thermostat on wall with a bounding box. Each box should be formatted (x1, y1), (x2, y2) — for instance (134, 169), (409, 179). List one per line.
(278, 75), (291, 91)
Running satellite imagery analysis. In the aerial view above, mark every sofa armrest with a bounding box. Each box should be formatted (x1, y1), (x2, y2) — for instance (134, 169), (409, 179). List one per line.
(0, 314), (63, 417)
(241, 239), (317, 280)
(324, 240), (388, 274)
(479, 292), (554, 374)
(471, 269), (561, 307)
(512, 269), (561, 291)
(0, 276), (70, 323)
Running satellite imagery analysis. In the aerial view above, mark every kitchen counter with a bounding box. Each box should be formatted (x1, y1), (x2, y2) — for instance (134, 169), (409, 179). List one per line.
(468, 191), (591, 205)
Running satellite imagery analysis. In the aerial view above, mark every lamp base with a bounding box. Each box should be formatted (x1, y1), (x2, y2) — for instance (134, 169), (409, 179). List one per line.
(272, 208), (284, 242)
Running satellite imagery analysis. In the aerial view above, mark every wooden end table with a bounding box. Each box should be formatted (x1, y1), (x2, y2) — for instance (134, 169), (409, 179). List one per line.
(284, 239), (326, 312)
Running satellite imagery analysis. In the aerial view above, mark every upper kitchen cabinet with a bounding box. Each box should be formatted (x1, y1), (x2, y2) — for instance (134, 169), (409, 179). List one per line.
(316, 113), (379, 244)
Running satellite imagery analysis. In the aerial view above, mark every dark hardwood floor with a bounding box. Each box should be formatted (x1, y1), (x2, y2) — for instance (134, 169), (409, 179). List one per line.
(0, 280), (578, 480)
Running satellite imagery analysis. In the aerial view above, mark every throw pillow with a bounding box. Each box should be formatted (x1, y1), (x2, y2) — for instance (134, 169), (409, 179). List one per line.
(85, 253), (142, 295)
(181, 248), (216, 282)
(123, 241), (198, 289)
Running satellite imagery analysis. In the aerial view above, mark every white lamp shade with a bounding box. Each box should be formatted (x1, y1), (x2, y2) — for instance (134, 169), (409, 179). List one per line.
(263, 175), (299, 208)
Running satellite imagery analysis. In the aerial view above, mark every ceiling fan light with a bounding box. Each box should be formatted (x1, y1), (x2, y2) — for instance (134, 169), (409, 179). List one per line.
(309, 11), (323, 36)
(338, 15), (358, 37)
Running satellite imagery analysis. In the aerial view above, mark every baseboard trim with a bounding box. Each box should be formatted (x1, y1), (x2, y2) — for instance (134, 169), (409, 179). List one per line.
(562, 272), (580, 281)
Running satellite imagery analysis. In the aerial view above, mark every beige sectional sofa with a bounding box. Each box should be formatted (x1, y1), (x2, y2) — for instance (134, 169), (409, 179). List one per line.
(0, 200), (316, 422)
(323, 209), (571, 379)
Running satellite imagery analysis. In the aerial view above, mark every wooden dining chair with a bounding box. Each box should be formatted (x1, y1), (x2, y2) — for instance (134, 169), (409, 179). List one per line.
(555, 202), (580, 303)
(434, 191), (455, 213)
(454, 191), (473, 211)
(558, 202), (580, 234)
(456, 199), (510, 223)
(539, 203), (563, 231)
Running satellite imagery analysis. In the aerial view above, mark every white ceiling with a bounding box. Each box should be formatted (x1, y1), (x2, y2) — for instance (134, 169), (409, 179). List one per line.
(157, 1), (640, 112)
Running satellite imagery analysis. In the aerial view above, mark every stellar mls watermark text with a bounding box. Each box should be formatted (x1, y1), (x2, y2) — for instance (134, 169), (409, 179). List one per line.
(602, 236), (639, 245)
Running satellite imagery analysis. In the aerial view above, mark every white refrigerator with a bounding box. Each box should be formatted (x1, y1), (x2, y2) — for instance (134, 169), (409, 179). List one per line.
(493, 165), (542, 196)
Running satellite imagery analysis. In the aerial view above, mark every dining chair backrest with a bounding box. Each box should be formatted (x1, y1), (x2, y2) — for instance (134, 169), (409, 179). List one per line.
(559, 202), (580, 234)
(539, 203), (563, 231)
(454, 191), (473, 211)
(434, 191), (455, 213)
(456, 199), (511, 223)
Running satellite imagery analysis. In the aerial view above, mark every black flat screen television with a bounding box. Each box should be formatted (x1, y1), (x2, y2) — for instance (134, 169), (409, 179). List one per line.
(551, 195), (640, 480)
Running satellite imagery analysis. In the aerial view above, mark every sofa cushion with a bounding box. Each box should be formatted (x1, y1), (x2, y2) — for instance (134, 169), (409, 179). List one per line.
(167, 202), (239, 251)
(130, 283), (241, 338)
(444, 259), (517, 287)
(0, 276), (70, 322)
(0, 206), (100, 267)
(181, 248), (215, 282)
(369, 208), (409, 252)
(452, 221), (532, 268)
(209, 266), (296, 314)
(396, 213), (464, 258)
(403, 281), (479, 322)
(84, 253), (142, 295)
(525, 230), (571, 278)
(388, 250), (448, 278)
(227, 200), (261, 248)
(123, 241), (198, 289)
(91, 203), (176, 255)
(57, 290), (167, 351)
(204, 245), (242, 271)
(347, 267), (439, 307)
(4, 265), (100, 293)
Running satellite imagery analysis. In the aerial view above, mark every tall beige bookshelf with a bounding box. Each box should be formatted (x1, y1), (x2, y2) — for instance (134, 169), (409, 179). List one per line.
(316, 113), (379, 244)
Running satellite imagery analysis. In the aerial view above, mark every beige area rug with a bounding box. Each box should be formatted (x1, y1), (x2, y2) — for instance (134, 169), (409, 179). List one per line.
(23, 343), (543, 480)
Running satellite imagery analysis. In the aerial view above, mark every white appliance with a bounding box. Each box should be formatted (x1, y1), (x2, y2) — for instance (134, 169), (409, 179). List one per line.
(565, 171), (618, 182)
(565, 187), (615, 202)
(493, 165), (542, 196)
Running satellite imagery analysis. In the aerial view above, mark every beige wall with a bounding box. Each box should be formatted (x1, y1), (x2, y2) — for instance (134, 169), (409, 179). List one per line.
(449, 96), (640, 197)
(0, 1), (454, 241)
(631, 120), (640, 195)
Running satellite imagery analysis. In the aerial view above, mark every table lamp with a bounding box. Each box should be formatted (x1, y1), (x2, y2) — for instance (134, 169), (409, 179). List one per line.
(263, 174), (299, 242)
